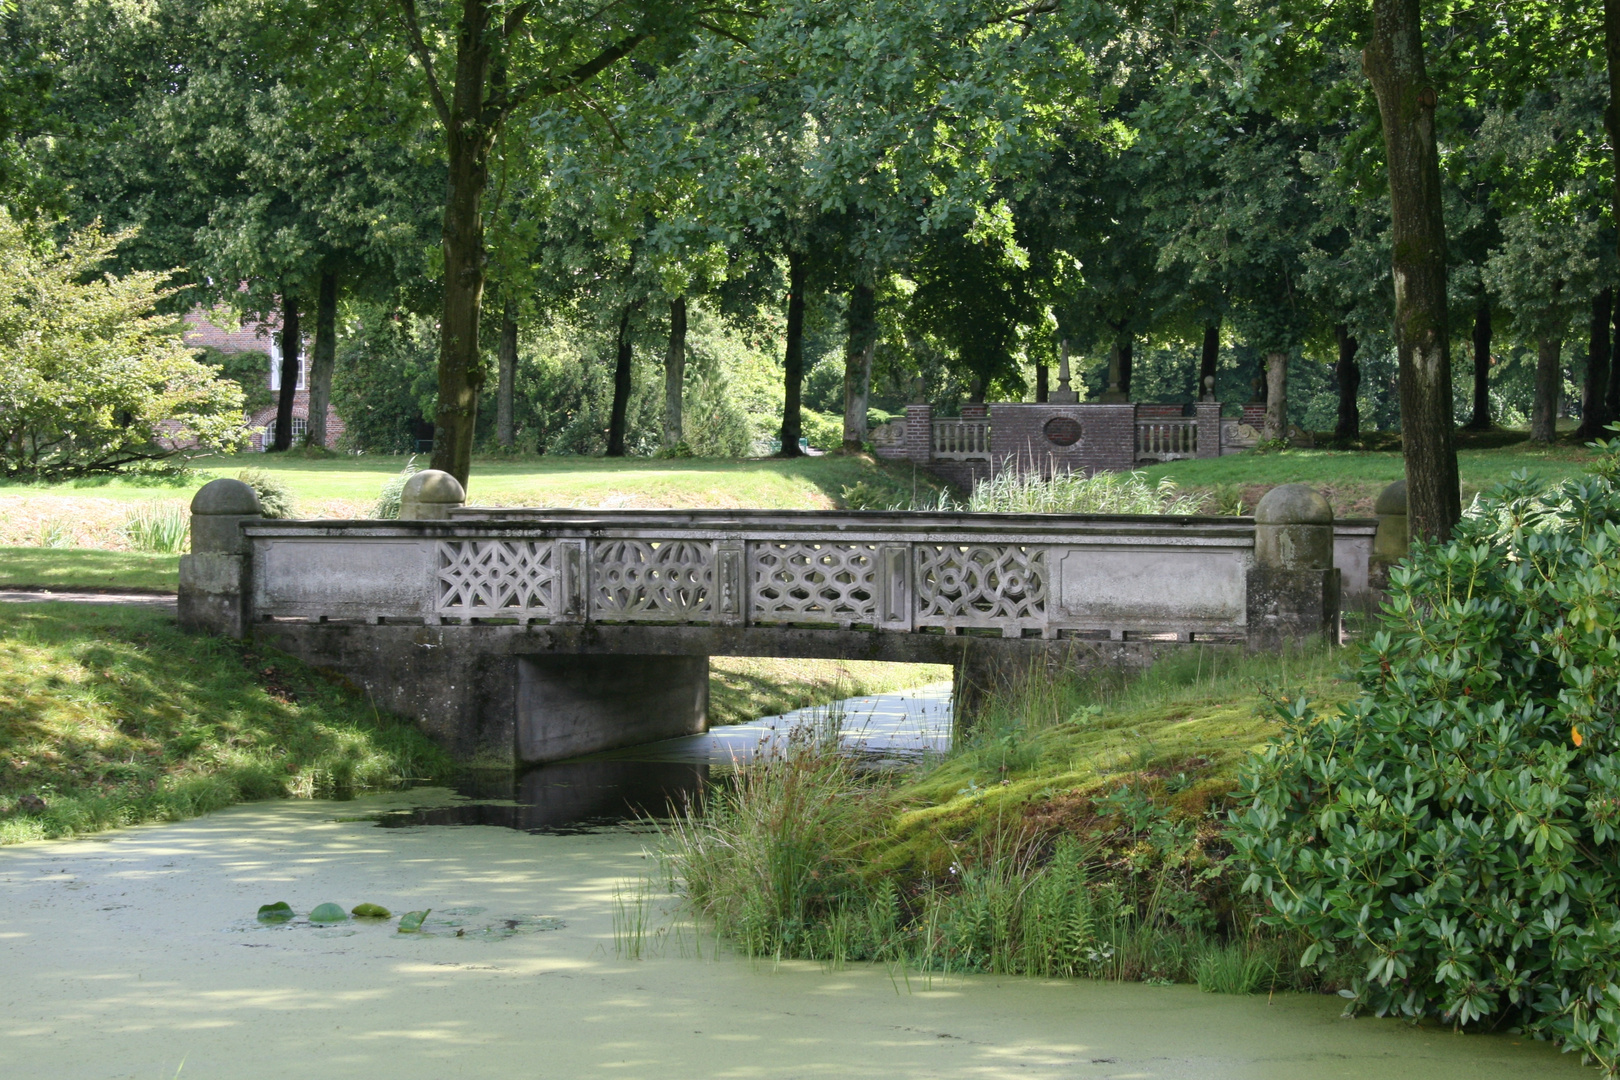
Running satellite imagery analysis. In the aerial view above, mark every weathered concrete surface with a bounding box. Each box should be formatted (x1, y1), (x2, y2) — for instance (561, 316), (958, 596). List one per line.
(516, 654), (708, 764)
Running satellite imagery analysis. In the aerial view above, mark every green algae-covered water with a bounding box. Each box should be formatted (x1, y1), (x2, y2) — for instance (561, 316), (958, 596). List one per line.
(0, 785), (1591, 1080)
(0, 690), (1592, 1078)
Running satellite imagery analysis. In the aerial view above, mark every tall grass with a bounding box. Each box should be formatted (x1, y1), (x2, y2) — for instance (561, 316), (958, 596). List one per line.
(122, 501), (190, 554)
(660, 645), (1354, 991)
(372, 456), (421, 519)
(967, 468), (1209, 515)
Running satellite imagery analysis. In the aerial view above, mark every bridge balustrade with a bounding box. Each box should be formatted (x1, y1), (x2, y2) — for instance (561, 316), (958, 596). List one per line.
(242, 510), (1290, 642)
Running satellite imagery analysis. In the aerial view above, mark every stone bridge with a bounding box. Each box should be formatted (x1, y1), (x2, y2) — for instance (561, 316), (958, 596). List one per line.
(179, 473), (1383, 765)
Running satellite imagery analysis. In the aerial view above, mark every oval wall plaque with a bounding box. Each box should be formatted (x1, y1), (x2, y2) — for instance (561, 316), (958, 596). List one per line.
(1043, 416), (1083, 447)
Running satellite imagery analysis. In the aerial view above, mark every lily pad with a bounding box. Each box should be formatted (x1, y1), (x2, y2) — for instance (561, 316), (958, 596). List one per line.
(308, 902), (348, 923)
(256, 901), (294, 924)
(351, 903), (391, 919)
(397, 909), (430, 933)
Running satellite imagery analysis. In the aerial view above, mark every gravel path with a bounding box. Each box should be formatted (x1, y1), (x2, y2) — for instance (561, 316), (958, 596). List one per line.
(0, 587), (177, 611)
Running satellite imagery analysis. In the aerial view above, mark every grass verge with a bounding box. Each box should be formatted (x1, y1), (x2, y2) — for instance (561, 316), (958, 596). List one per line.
(0, 604), (454, 844)
(0, 547), (180, 592)
(708, 657), (950, 727)
(661, 645), (1357, 990)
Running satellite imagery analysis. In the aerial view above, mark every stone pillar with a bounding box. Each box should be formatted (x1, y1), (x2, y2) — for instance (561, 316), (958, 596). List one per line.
(1195, 400), (1222, 459)
(1246, 484), (1340, 651)
(515, 655), (709, 764)
(904, 403), (933, 463)
(1370, 479), (1408, 590)
(400, 470), (466, 520)
(179, 478), (262, 638)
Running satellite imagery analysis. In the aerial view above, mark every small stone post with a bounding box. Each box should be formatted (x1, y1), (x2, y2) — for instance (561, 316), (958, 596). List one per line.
(399, 470), (467, 520)
(1246, 483), (1340, 650)
(1370, 479), (1408, 590)
(178, 478), (262, 638)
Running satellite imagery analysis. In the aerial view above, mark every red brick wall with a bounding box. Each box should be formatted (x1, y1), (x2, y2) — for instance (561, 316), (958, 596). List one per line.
(989, 403), (1138, 476)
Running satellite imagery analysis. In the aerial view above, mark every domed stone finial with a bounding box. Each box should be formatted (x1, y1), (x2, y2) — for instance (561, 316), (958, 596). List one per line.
(399, 470), (467, 520)
(1372, 479), (1410, 567)
(189, 478), (263, 554)
(1253, 483), (1334, 570)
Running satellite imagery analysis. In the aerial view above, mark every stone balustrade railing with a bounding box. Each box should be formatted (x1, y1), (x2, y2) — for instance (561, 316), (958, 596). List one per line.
(180, 497), (1374, 647)
(1135, 417), (1199, 462)
(931, 419), (991, 460)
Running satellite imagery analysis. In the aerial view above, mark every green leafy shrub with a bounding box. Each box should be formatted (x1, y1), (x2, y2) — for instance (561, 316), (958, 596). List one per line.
(236, 469), (297, 519)
(1232, 443), (1620, 1072)
(0, 211), (248, 479)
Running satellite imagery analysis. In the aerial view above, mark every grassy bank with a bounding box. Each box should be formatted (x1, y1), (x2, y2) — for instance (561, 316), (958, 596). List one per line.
(708, 657), (949, 727)
(0, 604), (454, 844)
(0, 547), (180, 592)
(661, 645), (1356, 990)
(1143, 429), (1595, 516)
(0, 452), (946, 550)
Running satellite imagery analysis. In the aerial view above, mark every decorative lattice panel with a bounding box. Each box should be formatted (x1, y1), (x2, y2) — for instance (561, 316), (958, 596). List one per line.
(436, 540), (554, 618)
(914, 544), (1046, 631)
(751, 542), (879, 625)
(591, 540), (713, 621)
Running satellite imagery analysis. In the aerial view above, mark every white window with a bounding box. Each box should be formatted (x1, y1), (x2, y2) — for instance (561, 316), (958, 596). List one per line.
(291, 417), (308, 439)
(267, 340), (308, 391)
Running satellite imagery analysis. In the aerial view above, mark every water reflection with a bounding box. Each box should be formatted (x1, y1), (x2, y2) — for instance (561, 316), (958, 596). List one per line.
(372, 682), (953, 834)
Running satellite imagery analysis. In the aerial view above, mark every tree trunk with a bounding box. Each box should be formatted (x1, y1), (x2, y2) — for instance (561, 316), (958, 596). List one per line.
(1531, 334), (1563, 444)
(1579, 288), (1613, 439)
(1466, 304), (1492, 430)
(1199, 321), (1220, 400)
(307, 272), (337, 450)
(1610, 299), (1620, 420)
(841, 280), (877, 452)
(1114, 333), (1133, 399)
(1334, 323), (1360, 440)
(495, 297), (517, 449)
(425, 0), (500, 486)
(607, 304), (635, 456)
(778, 251), (806, 457)
(1608, 0), (1620, 421)
(1262, 352), (1288, 444)
(1035, 363), (1048, 403)
(1364, 0), (1461, 541)
(271, 292), (301, 452)
(663, 297), (687, 450)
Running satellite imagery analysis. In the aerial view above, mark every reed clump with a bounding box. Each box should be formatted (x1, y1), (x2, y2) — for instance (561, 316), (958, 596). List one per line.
(966, 468), (1208, 515)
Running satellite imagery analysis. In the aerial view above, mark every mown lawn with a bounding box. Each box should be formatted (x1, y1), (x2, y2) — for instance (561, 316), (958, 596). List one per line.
(1141, 428), (1598, 516)
(0, 547), (180, 592)
(0, 451), (941, 512)
(0, 604), (454, 844)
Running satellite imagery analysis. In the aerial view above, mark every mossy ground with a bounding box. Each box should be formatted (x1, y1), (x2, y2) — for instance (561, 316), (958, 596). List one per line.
(871, 646), (1355, 876)
(0, 603), (454, 844)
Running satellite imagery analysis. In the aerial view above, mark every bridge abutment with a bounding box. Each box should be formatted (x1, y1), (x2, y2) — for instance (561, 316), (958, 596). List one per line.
(516, 654), (708, 764)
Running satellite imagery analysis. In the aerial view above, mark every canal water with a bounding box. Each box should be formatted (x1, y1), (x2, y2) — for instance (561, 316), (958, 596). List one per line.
(0, 686), (1591, 1079)
(373, 681), (956, 833)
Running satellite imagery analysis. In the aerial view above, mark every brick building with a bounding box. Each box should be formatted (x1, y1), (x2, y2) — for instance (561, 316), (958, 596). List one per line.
(184, 309), (345, 450)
